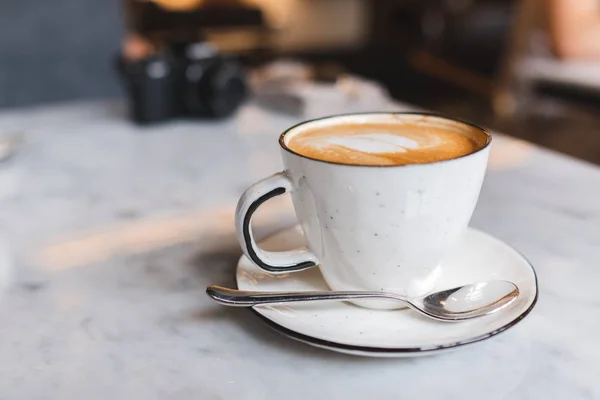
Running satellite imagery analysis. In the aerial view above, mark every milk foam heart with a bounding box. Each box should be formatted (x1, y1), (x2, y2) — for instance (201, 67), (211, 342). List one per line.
(324, 133), (423, 154)
(285, 121), (483, 166)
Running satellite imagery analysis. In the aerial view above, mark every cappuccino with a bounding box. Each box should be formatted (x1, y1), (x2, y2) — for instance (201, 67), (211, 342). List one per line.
(284, 116), (486, 166)
(237, 112), (491, 307)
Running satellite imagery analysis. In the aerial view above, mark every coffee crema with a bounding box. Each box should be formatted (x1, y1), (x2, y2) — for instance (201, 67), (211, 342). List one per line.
(285, 121), (484, 166)
(286, 122), (485, 165)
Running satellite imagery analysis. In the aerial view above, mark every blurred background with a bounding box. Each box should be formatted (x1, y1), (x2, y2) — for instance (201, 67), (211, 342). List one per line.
(2, 0), (600, 164)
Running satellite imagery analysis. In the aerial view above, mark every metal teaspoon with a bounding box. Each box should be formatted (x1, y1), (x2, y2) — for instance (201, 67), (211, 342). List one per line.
(206, 281), (519, 322)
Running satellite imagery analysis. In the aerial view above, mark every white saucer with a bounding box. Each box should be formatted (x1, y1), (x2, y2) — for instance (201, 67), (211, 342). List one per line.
(236, 226), (538, 357)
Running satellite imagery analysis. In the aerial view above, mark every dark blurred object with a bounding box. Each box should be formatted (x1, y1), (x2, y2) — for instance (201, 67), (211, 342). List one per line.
(418, 0), (514, 77)
(116, 0), (263, 124)
(125, 0), (264, 45)
(134, 3), (262, 34)
(405, 0), (513, 104)
(308, 0), (516, 118)
(117, 42), (247, 124)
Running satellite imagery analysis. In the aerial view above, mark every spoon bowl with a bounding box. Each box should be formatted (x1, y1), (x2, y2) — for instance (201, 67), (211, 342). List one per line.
(206, 280), (519, 322)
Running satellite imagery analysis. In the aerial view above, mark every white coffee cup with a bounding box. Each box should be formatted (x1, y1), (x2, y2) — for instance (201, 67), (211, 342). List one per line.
(235, 113), (491, 309)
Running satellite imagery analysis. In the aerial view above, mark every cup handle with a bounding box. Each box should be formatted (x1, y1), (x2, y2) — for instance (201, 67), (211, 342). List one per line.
(235, 172), (318, 273)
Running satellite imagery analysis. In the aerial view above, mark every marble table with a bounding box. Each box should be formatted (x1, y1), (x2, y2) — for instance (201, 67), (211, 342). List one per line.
(0, 83), (599, 399)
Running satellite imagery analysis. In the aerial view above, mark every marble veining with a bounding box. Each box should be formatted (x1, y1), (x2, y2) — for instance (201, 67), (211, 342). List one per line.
(0, 83), (598, 399)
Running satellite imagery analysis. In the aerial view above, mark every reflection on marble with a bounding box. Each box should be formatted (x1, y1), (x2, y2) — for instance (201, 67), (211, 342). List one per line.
(36, 196), (293, 270)
(487, 135), (535, 171)
(0, 85), (599, 399)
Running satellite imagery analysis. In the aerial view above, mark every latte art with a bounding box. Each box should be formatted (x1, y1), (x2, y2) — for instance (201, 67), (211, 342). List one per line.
(324, 132), (421, 153)
(285, 121), (483, 166)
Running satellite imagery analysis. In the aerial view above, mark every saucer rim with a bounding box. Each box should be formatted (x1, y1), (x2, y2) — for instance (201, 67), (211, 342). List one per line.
(239, 228), (539, 356)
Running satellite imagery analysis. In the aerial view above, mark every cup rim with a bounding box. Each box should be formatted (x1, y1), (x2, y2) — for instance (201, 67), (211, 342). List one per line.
(278, 112), (492, 168)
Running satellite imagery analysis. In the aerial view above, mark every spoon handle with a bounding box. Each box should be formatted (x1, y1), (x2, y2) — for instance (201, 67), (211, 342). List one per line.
(206, 285), (408, 307)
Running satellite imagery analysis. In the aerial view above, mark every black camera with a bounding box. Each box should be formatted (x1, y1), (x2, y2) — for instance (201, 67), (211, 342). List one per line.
(118, 43), (248, 124)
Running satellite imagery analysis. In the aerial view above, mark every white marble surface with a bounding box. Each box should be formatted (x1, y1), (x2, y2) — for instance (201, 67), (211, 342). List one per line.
(0, 83), (599, 399)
